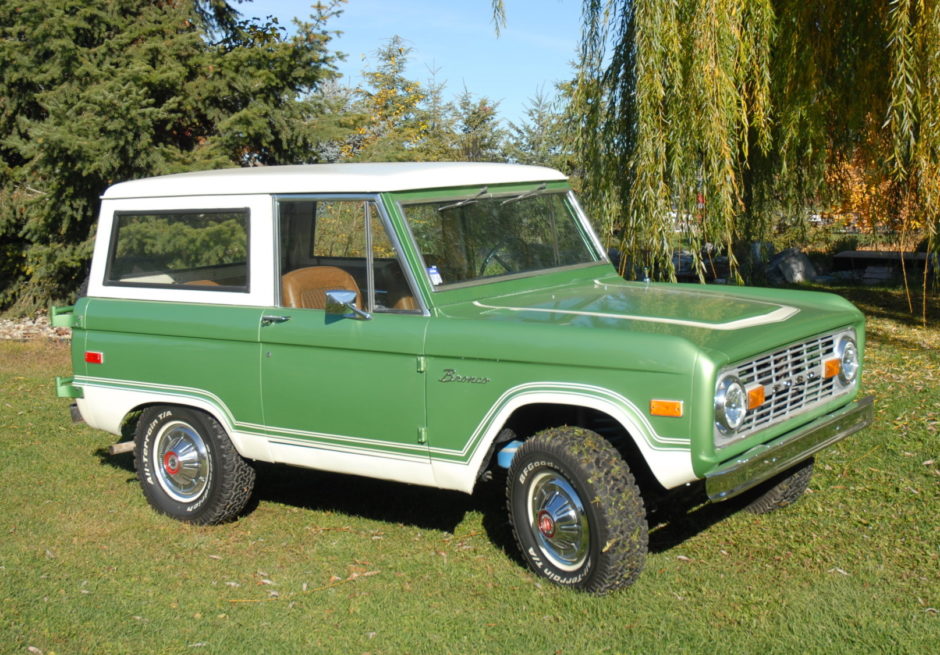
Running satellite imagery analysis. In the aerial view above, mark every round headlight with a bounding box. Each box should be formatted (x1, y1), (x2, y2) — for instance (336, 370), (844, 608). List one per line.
(715, 375), (748, 433)
(837, 337), (859, 384)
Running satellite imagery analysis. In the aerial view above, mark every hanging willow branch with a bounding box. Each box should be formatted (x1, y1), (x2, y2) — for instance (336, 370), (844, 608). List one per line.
(497, 0), (938, 314)
(886, 0), (940, 322)
(574, 0), (774, 282)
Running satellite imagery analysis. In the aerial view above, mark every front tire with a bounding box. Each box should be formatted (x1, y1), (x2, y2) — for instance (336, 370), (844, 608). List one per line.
(134, 406), (255, 525)
(744, 457), (814, 514)
(507, 427), (648, 594)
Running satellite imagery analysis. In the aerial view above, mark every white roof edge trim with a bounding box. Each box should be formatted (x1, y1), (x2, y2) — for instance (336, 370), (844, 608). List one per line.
(102, 163), (568, 199)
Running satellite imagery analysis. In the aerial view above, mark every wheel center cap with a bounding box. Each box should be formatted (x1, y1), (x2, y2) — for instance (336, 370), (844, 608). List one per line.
(163, 451), (181, 476)
(537, 510), (556, 538)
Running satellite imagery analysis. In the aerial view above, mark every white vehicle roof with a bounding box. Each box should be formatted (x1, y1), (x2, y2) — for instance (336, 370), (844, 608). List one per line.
(102, 162), (568, 199)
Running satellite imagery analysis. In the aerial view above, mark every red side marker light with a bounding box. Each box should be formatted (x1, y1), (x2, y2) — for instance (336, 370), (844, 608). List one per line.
(85, 351), (104, 365)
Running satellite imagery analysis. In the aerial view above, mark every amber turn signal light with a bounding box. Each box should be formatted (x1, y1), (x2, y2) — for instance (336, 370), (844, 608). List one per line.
(747, 384), (765, 410)
(823, 358), (841, 379)
(650, 399), (683, 418)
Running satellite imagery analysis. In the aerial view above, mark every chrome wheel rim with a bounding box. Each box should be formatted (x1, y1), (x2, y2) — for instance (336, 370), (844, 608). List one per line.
(527, 470), (590, 571)
(154, 420), (210, 502)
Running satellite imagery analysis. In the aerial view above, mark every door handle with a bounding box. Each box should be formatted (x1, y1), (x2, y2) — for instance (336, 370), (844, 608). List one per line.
(261, 314), (291, 326)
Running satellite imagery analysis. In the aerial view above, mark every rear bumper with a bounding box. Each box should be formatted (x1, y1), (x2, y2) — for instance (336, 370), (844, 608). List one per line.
(705, 395), (874, 502)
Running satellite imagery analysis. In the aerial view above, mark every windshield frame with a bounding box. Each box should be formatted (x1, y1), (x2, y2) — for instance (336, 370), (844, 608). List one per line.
(393, 182), (607, 292)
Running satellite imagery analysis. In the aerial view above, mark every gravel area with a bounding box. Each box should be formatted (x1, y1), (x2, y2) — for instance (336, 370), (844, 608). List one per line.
(0, 314), (71, 341)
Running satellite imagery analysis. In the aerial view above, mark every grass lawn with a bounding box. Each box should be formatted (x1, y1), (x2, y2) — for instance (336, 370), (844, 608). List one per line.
(1, 287), (937, 654)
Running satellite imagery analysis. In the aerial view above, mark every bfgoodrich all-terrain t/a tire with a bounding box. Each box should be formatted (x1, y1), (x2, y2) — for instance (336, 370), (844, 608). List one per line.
(507, 427), (648, 594)
(744, 457), (814, 515)
(134, 406), (255, 525)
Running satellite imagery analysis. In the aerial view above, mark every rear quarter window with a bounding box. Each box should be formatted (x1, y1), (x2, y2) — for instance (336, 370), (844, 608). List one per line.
(105, 210), (250, 290)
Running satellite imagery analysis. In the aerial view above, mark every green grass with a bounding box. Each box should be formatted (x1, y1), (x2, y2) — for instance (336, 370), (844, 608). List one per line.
(1, 289), (938, 654)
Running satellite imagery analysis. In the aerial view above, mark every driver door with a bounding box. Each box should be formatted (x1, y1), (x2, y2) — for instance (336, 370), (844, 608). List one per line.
(259, 197), (432, 483)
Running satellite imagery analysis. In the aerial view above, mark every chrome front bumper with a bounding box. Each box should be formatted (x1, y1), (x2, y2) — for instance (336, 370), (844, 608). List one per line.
(705, 396), (874, 502)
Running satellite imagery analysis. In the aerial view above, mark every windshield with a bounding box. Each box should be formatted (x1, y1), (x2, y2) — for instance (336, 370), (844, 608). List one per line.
(401, 189), (601, 287)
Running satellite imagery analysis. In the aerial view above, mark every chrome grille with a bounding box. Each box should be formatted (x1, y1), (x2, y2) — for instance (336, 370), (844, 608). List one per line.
(716, 329), (855, 445)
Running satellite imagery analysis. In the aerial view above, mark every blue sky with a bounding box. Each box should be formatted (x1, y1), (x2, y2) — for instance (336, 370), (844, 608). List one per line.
(241, 0), (583, 126)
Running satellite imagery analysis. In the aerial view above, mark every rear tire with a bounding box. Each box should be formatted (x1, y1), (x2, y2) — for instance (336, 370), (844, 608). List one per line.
(507, 427), (648, 594)
(134, 406), (255, 525)
(744, 457), (814, 514)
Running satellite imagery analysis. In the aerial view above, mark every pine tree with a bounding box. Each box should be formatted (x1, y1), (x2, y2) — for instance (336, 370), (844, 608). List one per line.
(344, 36), (429, 162)
(0, 0), (345, 312)
(505, 88), (571, 171)
(454, 89), (505, 162)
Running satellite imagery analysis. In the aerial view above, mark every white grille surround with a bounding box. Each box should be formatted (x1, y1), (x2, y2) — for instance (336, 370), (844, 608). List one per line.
(714, 328), (859, 447)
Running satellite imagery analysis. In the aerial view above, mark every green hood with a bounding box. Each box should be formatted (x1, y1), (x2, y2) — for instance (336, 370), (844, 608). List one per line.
(437, 273), (864, 367)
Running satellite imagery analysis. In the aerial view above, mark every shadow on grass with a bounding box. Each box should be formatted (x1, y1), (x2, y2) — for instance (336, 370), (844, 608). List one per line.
(646, 487), (751, 554)
(96, 441), (750, 566)
(256, 464), (524, 558)
(252, 462), (497, 534)
(806, 283), (940, 327)
(866, 323), (940, 352)
(95, 446), (137, 489)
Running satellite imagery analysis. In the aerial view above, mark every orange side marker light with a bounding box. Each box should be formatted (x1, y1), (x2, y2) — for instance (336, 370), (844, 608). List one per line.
(650, 400), (684, 418)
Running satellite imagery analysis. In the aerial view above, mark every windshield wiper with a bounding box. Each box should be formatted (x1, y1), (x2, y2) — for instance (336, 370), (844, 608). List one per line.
(499, 183), (547, 206)
(437, 186), (489, 212)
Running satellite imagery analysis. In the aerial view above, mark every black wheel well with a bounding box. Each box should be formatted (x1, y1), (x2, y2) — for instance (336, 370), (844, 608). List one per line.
(120, 406), (149, 442)
(494, 403), (664, 497)
(120, 402), (205, 443)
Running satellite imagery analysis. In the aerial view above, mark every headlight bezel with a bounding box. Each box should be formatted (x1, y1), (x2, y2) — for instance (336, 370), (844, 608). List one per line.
(714, 374), (748, 434)
(836, 336), (859, 385)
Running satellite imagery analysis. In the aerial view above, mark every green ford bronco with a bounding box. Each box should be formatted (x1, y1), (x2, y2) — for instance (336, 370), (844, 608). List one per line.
(53, 162), (873, 593)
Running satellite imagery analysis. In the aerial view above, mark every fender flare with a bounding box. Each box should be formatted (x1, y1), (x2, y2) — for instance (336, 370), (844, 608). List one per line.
(428, 382), (696, 493)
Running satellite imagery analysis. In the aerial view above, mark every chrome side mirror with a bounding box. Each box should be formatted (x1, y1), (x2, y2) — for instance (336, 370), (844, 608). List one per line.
(325, 290), (371, 321)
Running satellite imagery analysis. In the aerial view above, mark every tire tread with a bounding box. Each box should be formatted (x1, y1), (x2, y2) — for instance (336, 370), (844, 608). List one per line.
(507, 426), (648, 594)
(134, 406), (255, 525)
(744, 457), (814, 515)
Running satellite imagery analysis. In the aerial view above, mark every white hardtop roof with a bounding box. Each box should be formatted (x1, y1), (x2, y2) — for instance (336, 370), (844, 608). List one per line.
(102, 162), (568, 199)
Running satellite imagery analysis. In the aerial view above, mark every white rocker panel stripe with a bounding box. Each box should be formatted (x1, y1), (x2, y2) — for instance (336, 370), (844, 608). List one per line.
(265, 440), (437, 489)
(74, 376), (430, 458)
(74, 377), (697, 495)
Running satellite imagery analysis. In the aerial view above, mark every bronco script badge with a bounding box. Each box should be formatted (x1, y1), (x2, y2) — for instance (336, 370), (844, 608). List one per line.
(438, 368), (491, 384)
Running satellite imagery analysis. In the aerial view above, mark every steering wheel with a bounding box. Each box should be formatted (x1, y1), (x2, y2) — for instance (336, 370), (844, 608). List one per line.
(479, 237), (524, 277)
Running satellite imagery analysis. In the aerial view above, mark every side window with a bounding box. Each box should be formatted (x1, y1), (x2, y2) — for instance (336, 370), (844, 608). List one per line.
(313, 200), (368, 258)
(277, 198), (419, 313)
(105, 210), (249, 290)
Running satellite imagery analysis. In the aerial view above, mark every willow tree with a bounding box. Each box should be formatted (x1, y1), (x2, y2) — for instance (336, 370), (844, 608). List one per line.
(884, 0), (940, 317)
(496, 1), (939, 300)
(575, 0), (776, 282)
